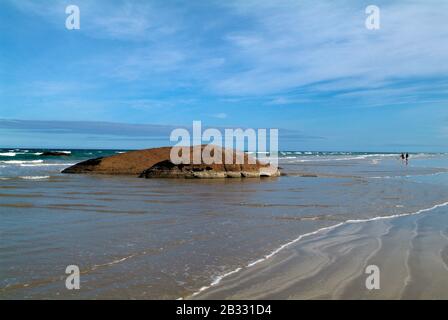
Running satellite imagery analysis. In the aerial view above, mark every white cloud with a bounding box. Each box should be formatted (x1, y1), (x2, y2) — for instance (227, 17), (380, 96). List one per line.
(7, 0), (448, 106)
(212, 0), (448, 98)
(211, 112), (228, 119)
(7, 0), (178, 41)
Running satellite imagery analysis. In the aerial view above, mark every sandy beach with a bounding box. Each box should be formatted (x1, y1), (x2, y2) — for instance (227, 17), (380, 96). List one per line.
(192, 203), (448, 299)
(2, 0), (448, 305)
(1, 150), (448, 299)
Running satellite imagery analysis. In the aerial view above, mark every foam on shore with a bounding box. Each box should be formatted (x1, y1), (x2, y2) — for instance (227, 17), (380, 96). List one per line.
(19, 176), (50, 180)
(187, 200), (448, 299)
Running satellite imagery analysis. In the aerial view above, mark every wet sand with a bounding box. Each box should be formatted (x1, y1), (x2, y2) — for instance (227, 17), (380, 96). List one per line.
(2, 151), (448, 299)
(192, 205), (448, 299)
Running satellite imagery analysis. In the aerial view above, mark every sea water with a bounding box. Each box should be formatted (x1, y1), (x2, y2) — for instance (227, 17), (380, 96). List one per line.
(1, 149), (448, 299)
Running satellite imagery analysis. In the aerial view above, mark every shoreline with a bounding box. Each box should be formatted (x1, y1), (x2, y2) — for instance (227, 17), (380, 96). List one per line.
(189, 200), (448, 300)
(2, 150), (448, 299)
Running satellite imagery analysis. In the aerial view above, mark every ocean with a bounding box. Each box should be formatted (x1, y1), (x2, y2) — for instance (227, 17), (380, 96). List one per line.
(1, 148), (448, 299)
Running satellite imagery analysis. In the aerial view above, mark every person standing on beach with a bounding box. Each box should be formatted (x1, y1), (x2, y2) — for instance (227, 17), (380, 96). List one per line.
(400, 153), (405, 163)
(405, 153), (409, 165)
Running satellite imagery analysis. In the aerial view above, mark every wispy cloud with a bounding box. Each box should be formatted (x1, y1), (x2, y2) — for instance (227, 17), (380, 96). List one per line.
(211, 112), (228, 119)
(0, 119), (176, 137)
(2, 0), (448, 150)
(0, 119), (316, 148)
(7, 0), (448, 99)
(7, 0), (178, 40)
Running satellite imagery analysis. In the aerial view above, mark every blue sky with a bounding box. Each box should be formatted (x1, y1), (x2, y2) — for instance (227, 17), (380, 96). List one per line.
(1, 0), (448, 151)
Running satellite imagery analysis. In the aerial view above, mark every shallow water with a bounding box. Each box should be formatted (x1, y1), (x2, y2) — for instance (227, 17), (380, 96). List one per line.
(193, 204), (448, 300)
(1, 149), (448, 299)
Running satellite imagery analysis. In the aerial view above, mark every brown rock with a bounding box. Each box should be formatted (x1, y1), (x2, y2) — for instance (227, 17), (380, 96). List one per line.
(62, 147), (173, 175)
(62, 145), (280, 178)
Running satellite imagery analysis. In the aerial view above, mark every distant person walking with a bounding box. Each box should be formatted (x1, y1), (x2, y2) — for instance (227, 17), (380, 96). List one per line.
(405, 153), (409, 165)
(400, 153), (405, 163)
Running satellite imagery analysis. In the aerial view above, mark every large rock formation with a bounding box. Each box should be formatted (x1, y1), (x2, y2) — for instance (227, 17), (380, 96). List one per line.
(62, 146), (280, 178)
(62, 146), (173, 175)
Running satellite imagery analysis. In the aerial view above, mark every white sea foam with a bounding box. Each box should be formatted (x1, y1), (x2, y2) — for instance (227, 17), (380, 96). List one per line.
(189, 267), (243, 298)
(290, 157), (354, 162)
(0, 152), (16, 157)
(370, 176), (393, 179)
(282, 153), (403, 163)
(405, 171), (448, 178)
(20, 176), (50, 180)
(90, 253), (138, 271)
(20, 163), (75, 167)
(369, 171), (448, 179)
(0, 160), (43, 164)
(186, 200), (448, 299)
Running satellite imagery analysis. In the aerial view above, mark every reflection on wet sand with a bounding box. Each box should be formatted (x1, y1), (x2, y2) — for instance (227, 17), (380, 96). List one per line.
(193, 206), (448, 299)
(1, 154), (448, 299)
